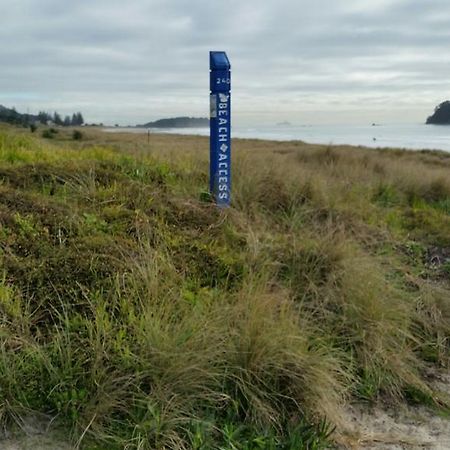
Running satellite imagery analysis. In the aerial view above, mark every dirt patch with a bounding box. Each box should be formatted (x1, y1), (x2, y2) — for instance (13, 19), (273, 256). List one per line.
(0, 416), (73, 450)
(339, 372), (450, 449)
(341, 403), (450, 449)
(0, 435), (73, 450)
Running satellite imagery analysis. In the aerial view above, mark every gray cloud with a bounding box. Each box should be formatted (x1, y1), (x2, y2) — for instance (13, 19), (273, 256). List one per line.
(0, 0), (449, 125)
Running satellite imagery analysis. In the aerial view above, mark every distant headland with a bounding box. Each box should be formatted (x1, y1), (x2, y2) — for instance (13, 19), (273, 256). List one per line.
(426, 101), (450, 125)
(137, 117), (209, 128)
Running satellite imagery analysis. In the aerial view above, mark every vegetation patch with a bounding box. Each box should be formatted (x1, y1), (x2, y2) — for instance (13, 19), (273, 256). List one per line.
(0, 126), (449, 449)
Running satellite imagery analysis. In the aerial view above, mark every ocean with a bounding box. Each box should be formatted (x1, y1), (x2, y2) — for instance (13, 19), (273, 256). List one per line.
(104, 123), (450, 152)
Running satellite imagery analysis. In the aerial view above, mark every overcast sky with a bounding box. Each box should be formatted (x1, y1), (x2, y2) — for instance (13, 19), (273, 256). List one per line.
(1, 0), (450, 126)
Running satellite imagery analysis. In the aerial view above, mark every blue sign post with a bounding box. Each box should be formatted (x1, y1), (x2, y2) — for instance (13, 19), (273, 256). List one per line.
(210, 51), (231, 207)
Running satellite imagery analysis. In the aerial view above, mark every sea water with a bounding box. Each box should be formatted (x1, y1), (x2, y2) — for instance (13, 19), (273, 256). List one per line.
(104, 123), (450, 152)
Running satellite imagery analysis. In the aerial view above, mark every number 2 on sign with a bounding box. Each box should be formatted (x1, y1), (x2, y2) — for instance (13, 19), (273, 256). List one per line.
(216, 78), (230, 84)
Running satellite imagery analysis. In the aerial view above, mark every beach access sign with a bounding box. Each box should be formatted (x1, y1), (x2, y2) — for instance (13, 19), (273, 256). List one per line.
(209, 51), (231, 207)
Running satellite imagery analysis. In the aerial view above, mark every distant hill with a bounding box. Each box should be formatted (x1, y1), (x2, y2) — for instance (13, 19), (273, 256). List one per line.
(426, 101), (450, 125)
(138, 117), (209, 128)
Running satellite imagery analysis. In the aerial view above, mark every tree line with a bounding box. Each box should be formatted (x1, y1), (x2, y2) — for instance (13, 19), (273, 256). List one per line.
(37, 111), (84, 126)
(0, 105), (84, 127)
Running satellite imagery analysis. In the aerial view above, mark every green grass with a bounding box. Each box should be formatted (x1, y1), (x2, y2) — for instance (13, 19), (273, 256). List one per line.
(0, 125), (449, 448)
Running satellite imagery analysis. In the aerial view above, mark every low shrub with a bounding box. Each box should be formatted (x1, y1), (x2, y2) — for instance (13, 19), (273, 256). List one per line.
(42, 128), (58, 139)
(41, 129), (54, 139)
(72, 130), (83, 141)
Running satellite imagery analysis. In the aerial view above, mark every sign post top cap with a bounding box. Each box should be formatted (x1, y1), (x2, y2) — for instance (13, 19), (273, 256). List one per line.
(210, 51), (230, 70)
